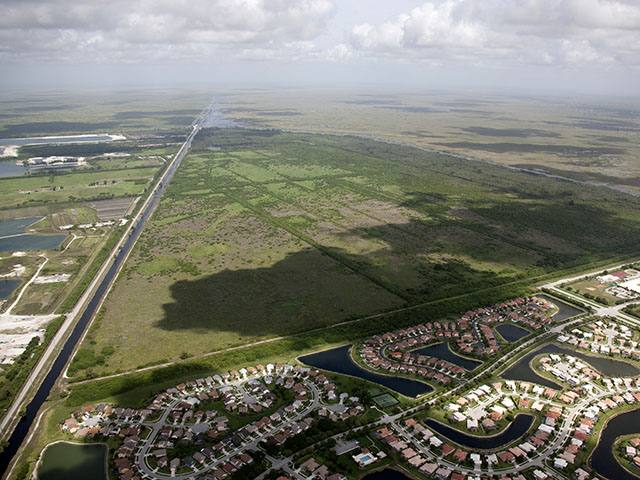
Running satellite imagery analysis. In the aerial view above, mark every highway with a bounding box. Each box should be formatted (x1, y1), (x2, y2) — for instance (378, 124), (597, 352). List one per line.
(0, 104), (211, 478)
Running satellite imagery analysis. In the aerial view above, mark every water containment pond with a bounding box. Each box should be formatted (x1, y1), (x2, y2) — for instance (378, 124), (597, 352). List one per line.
(425, 414), (535, 450)
(538, 293), (584, 321)
(37, 442), (106, 480)
(0, 217), (66, 253)
(501, 343), (640, 389)
(591, 407), (640, 480)
(299, 345), (433, 397)
(412, 342), (481, 370)
(495, 324), (530, 342)
(0, 279), (21, 300)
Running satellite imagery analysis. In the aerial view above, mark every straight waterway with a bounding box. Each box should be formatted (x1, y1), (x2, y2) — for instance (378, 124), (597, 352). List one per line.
(0, 118), (203, 474)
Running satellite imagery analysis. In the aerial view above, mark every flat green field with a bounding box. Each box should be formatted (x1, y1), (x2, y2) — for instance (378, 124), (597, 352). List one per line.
(218, 90), (640, 193)
(565, 277), (621, 305)
(73, 128), (640, 377)
(0, 167), (156, 209)
(0, 88), (211, 136)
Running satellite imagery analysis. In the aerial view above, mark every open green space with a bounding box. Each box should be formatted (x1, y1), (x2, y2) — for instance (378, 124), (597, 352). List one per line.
(69, 128), (640, 378)
(0, 89), (211, 136)
(217, 90), (640, 193)
(564, 277), (621, 305)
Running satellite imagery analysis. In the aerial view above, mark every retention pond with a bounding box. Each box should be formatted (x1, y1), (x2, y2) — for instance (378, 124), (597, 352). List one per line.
(0, 279), (21, 300)
(0, 217), (66, 253)
(425, 414), (535, 450)
(299, 345), (433, 398)
(37, 442), (106, 480)
(591, 408), (640, 480)
(495, 324), (531, 342)
(501, 343), (640, 389)
(537, 293), (584, 321)
(412, 342), (481, 370)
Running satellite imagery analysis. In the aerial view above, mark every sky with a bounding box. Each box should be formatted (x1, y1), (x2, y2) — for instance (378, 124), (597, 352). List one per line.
(2, 0), (640, 95)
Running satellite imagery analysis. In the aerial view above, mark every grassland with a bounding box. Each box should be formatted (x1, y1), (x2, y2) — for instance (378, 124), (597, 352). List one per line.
(72, 127), (640, 378)
(0, 88), (211, 136)
(217, 89), (640, 192)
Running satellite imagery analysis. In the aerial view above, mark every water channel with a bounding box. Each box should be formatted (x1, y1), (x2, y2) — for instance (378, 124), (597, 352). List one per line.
(299, 345), (433, 397)
(425, 413), (535, 450)
(537, 293), (584, 321)
(0, 122), (199, 474)
(501, 343), (640, 390)
(37, 442), (107, 480)
(412, 342), (481, 370)
(591, 407), (640, 480)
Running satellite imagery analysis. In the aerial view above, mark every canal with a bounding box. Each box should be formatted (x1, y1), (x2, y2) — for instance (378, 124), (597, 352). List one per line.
(501, 343), (640, 390)
(425, 413), (535, 450)
(0, 121), (201, 474)
(591, 407), (640, 480)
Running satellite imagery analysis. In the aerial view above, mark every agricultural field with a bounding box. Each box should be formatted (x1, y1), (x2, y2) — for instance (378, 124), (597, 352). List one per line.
(75, 127), (640, 377)
(217, 89), (640, 193)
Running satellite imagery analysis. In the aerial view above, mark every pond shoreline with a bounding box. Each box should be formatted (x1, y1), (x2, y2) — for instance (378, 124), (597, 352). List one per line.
(34, 441), (108, 480)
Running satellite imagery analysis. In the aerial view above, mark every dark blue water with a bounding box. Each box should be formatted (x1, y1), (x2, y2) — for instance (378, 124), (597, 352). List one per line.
(299, 345), (433, 397)
(591, 408), (640, 480)
(425, 413), (535, 450)
(501, 343), (639, 390)
(0, 279), (21, 300)
(496, 324), (531, 342)
(412, 342), (481, 370)
(0, 217), (67, 253)
(0, 135), (115, 147)
(537, 293), (584, 321)
(363, 469), (413, 480)
(0, 160), (27, 178)
(0, 234), (66, 253)
(0, 123), (199, 474)
(0, 218), (41, 237)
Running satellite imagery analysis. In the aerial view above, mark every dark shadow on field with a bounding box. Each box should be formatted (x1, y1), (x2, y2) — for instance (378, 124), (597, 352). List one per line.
(156, 127), (640, 338)
(156, 220), (520, 337)
(156, 199), (640, 338)
(157, 244), (406, 337)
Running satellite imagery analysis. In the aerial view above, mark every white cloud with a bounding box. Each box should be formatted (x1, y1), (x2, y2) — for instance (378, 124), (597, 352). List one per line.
(349, 0), (640, 67)
(0, 0), (337, 62)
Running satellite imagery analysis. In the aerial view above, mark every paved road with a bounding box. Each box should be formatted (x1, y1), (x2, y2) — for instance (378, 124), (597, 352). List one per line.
(131, 377), (323, 479)
(0, 108), (211, 478)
